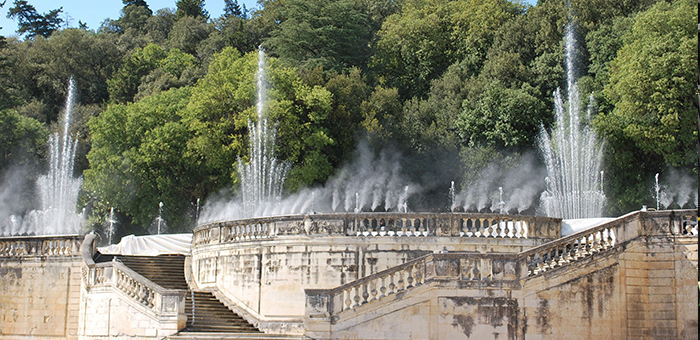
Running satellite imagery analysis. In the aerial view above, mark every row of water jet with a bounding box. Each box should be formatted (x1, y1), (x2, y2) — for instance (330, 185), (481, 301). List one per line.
(1, 78), (84, 236)
(236, 47), (290, 217)
(654, 171), (698, 210)
(539, 24), (605, 219)
(198, 142), (416, 224)
(449, 153), (545, 214)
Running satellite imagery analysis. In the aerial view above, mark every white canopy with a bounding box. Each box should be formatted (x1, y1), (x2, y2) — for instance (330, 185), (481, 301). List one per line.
(561, 218), (616, 237)
(98, 234), (192, 256)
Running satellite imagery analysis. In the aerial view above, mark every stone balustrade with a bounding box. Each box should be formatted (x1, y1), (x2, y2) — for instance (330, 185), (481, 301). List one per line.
(194, 213), (562, 247)
(0, 235), (81, 257)
(83, 258), (184, 315)
(305, 209), (697, 319)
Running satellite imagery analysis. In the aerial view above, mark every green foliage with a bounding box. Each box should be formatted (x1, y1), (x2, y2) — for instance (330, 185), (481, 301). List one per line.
(265, 0), (371, 73)
(458, 81), (546, 149)
(176, 0), (208, 19)
(85, 87), (197, 232)
(2, 29), (121, 122)
(0, 0), (696, 227)
(184, 48), (336, 191)
(166, 15), (212, 56)
(108, 43), (200, 103)
(0, 109), (47, 174)
(596, 0), (698, 213)
(371, 0), (523, 99)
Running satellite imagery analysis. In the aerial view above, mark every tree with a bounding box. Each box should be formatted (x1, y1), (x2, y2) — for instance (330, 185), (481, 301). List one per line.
(265, 0), (371, 73)
(596, 0), (698, 213)
(108, 43), (200, 103)
(123, 0), (151, 11)
(458, 81), (547, 149)
(176, 0), (208, 19)
(0, 108), (47, 175)
(166, 15), (212, 56)
(6, 0), (63, 39)
(224, 0), (242, 18)
(184, 48), (336, 191)
(85, 87), (197, 233)
(370, 0), (523, 100)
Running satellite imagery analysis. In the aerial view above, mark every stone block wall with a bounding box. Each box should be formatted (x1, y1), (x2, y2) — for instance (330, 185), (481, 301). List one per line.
(191, 234), (544, 333)
(303, 211), (698, 340)
(78, 288), (181, 339)
(0, 254), (82, 339)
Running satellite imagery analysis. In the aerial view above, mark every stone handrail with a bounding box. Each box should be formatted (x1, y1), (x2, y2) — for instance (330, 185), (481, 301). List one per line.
(521, 209), (697, 277)
(80, 233), (185, 316)
(305, 210), (697, 319)
(193, 212), (562, 246)
(306, 251), (520, 318)
(0, 234), (81, 257)
(84, 259), (185, 314)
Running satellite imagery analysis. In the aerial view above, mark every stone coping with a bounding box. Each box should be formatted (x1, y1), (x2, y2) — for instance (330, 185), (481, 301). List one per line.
(193, 212), (563, 248)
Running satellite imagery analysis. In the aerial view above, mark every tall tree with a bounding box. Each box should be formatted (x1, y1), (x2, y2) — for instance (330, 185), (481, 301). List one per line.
(223, 0), (242, 18)
(265, 0), (371, 73)
(6, 0), (63, 39)
(596, 0), (698, 213)
(176, 0), (208, 19)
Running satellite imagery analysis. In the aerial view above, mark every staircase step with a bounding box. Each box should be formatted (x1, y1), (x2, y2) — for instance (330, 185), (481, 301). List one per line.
(169, 332), (303, 340)
(98, 253), (261, 334)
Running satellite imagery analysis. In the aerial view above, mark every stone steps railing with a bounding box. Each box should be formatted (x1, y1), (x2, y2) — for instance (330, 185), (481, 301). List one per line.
(193, 213), (562, 246)
(80, 234), (185, 318)
(0, 235), (81, 257)
(305, 210), (697, 319)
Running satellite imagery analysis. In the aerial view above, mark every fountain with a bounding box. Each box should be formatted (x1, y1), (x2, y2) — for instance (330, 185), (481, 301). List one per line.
(106, 207), (116, 244)
(1, 78), (84, 236)
(655, 173), (661, 210)
(197, 52), (416, 223)
(237, 47), (290, 217)
(539, 24), (606, 219)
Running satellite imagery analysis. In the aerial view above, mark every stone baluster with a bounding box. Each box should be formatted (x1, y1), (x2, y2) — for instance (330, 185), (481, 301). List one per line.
(352, 286), (361, 308)
(361, 283), (369, 304)
(405, 265), (414, 289)
(475, 219), (484, 237)
(387, 272), (396, 295)
(414, 263), (424, 285)
(466, 218), (474, 237)
(378, 276), (387, 298)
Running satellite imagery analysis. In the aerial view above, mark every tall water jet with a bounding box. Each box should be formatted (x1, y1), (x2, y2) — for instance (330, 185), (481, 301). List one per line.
(539, 24), (605, 219)
(237, 47), (290, 216)
(106, 207), (116, 244)
(9, 78), (85, 236)
(655, 173), (660, 210)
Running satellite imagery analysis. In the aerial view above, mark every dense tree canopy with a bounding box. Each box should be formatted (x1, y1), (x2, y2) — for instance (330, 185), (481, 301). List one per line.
(0, 0), (695, 235)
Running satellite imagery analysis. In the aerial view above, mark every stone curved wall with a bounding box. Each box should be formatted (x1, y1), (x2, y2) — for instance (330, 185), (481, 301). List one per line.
(190, 212), (561, 333)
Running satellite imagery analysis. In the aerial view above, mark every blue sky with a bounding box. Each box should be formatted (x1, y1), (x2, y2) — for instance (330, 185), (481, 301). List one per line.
(1, 0), (538, 38)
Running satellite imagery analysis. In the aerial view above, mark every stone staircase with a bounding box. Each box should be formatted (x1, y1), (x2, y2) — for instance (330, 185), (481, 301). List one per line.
(184, 291), (261, 333)
(96, 254), (289, 339)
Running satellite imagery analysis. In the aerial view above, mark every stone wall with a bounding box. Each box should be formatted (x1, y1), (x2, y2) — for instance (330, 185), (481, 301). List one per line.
(78, 234), (187, 339)
(190, 212), (560, 333)
(0, 236), (82, 340)
(304, 210), (698, 340)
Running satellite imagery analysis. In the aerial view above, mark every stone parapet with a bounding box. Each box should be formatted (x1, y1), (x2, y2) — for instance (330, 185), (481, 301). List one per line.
(0, 235), (83, 340)
(193, 212), (563, 247)
(189, 214), (556, 334)
(303, 209), (698, 340)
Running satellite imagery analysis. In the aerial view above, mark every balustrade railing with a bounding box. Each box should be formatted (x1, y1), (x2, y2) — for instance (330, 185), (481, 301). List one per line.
(83, 259), (184, 314)
(193, 213), (561, 246)
(79, 233), (184, 316)
(0, 235), (81, 257)
(305, 210), (697, 319)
